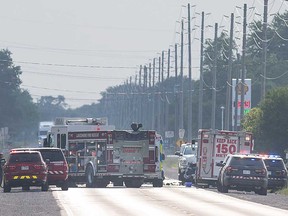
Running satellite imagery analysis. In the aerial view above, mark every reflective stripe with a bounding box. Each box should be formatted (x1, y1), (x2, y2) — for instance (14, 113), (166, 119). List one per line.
(13, 176), (38, 180)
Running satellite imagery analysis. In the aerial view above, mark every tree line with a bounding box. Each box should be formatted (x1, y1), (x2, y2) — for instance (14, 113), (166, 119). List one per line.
(0, 11), (288, 155)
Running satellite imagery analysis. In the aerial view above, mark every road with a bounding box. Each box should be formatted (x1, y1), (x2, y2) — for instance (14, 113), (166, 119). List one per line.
(52, 184), (288, 216)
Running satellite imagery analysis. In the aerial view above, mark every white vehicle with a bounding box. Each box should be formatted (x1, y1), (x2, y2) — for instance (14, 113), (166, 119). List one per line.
(195, 129), (253, 187)
(45, 118), (165, 188)
(175, 143), (197, 184)
(38, 121), (54, 147)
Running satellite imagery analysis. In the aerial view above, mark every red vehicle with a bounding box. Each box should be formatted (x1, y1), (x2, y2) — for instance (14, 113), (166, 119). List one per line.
(46, 118), (165, 188)
(3, 150), (48, 192)
(11, 148), (69, 190)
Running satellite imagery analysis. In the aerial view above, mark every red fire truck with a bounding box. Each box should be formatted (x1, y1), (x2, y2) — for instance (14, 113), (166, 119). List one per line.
(45, 118), (165, 188)
(195, 129), (253, 187)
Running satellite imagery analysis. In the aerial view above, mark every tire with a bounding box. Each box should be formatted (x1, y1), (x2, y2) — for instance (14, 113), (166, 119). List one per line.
(95, 180), (109, 188)
(217, 181), (222, 192)
(3, 182), (11, 193)
(153, 179), (163, 187)
(258, 187), (267, 196)
(125, 179), (143, 188)
(222, 185), (228, 193)
(61, 180), (69, 191)
(113, 180), (123, 186)
(86, 165), (95, 188)
(41, 181), (49, 191)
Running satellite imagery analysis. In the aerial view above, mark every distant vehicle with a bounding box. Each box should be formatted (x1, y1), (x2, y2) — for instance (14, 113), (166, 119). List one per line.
(195, 129), (253, 187)
(175, 143), (197, 184)
(217, 154), (268, 195)
(262, 155), (288, 190)
(38, 121), (54, 147)
(11, 147), (69, 190)
(3, 150), (49, 192)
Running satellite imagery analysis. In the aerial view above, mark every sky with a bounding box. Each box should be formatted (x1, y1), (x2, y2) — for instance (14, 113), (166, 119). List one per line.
(0, 0), (287, 108)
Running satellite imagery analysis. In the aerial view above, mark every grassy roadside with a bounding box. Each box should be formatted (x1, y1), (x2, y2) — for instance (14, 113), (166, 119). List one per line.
(277, 187), (288, 195)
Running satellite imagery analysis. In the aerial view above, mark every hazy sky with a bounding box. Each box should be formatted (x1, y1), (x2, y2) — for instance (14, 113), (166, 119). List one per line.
(0, 0), (287, 108)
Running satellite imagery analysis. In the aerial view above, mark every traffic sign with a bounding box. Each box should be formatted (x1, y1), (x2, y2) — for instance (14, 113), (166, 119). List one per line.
(179, 129), (185, 139)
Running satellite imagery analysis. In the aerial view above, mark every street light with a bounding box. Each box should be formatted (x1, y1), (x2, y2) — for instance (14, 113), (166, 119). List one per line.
(221, 106), (225, 130)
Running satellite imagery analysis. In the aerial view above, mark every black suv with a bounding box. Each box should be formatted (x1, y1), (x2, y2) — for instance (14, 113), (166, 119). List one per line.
(217, 154), (268, 195)
(263, 155), (287, 190)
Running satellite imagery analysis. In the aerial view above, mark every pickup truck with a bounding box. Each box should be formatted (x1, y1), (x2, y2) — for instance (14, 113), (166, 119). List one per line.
(175, 143), (197, 184)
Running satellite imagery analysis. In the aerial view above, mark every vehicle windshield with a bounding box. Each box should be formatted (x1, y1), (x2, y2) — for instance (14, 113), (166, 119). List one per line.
(230, 157), (263, 166)
(38, 150), (64, 162)
(264, 159), (285, 169)
(9, 153), (41, 163)
(184, 147), (193, 155)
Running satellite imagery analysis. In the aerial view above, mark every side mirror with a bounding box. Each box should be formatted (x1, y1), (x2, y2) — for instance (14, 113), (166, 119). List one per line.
(216, 161), (224, 167)
(0, 158), (6, 166)
(45, 159), (50, 164)
(175, 151), (180, 156)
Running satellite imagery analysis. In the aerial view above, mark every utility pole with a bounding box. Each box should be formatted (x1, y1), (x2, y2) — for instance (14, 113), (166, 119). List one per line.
(211, 23), (218, 130)
(225, 13), (234, 131)
(167, 49), (170, 78)
(261, 0), (268, 100)
(187, 3), (193, 141)
(152, 58), (156, 129)
(198, 12), (205, 131)
(161, 51), (165, 136)
(175, 44), (178, 78)
(234, 54), (241, 131)
(157, 56), (161, 132)
(174, 43), (178, 145)
(240, 4), (247, 126)
(179, 19), (184, 133)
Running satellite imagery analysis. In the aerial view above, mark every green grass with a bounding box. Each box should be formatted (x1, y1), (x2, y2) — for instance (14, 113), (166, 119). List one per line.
(277, 187), (288, 195)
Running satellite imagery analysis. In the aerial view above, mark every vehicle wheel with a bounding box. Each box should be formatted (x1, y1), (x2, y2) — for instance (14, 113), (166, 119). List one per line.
(222, 185), (228, 193)
(86, 165), (95, 188)
(61, 180), (69, 191)
(22, 186), (30, 191)
(95, 180), (109, 188)
(217, 181), (222, 192)
(125, 179), (143, 188)
(113, 180), (123, 186)
(153, 179), (163, 187)
(3, 182), (11, 193)
(258, 187), (267, 196)
(41, 181), (49, 191)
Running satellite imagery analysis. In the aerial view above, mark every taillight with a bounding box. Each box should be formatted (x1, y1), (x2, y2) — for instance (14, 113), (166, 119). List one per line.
(34, 164), (45, 170)
(277, 170), (287, 176)
(255, 169), (266, 175)
(6, 165), (16, 171)
(226, 166), (238, 173)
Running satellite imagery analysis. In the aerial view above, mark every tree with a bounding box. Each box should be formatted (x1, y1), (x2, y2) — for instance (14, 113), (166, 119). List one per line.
(243, 87), (288, 156)
(0, 49), (38, 142)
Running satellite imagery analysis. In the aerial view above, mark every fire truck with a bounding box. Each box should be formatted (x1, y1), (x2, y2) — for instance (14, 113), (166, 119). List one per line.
(45, 118), (165, 188)
(195, 129), (253, 187)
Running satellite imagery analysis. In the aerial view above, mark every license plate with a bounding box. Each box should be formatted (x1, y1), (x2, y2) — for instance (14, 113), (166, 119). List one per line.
(21, 166), (29, 170)
(243, 170), (250, 174)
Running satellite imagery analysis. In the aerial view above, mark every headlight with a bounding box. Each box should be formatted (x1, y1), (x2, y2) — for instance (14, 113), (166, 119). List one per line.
(179, 158), (187, 166)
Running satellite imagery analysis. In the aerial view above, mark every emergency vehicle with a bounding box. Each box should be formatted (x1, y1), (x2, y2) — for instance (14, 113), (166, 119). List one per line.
(195, 129), (253, 187)
(45, 118), (165, 188)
